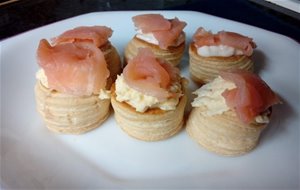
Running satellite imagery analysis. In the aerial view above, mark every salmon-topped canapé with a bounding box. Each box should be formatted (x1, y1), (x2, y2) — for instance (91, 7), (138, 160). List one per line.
(132, 14), (186, 49)
(193, 27), (256, 56)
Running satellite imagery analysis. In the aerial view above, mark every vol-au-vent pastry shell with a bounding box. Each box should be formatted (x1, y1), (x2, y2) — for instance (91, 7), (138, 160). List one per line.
(124, 36), (185, 66)
(111, 82), (187, 141)
(186, 105), (267, 156)
(35, 82), (110, 134)
(189, 43), (254, 85)
(100, 42), (122, 89)
(35, 26), (120, 134)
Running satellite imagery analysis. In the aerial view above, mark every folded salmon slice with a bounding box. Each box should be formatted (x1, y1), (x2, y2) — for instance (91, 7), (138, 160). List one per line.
(132, 14), (186, 49)
(123, 48), (179, 100)
(220, 70), (280, 124)
(37, 39), (109, 96)
(52, 26), (113, 47)
(153, 18), (187, 49)
(193, 27), (219, 46)
(132, 14), (171, 33)
(193, 27), (256, 56)
(159, 58), (180, 82)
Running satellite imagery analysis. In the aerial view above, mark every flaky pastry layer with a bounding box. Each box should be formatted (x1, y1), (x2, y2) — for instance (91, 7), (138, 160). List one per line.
(186, 105), (267, 156)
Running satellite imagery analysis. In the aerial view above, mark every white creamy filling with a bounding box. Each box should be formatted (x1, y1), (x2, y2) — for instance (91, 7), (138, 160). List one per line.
(255, 109), (270, 123)
(136, 29), (184, 47)
(35, 69), (110, 99)
(197, 45), (244, 57)
(36, 69), (49, 88)
(98, 89), (111, 100)
(192, 76), (269, 124)
(115, 74), (181, 113)
(192, 76), (236, 116)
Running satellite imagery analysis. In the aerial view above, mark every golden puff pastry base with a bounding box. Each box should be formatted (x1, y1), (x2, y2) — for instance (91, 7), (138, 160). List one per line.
(35, 82), (111, 134)
(101, 42), (122, 89)
(186, 106), (267, 156)
(124, 35), (185, 67)
(110, 84), (187, 141)
(189, 44), (254, 85)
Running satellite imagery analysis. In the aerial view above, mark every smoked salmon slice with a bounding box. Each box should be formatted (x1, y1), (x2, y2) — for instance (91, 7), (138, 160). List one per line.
(52, 26), (113, 47)
(220, 70), (280, 124)
(132, 14), (186, 49)
(132, 14), (171, 33)
(37, 39), (109, 96)
(193, 27), (256, 56)
(153, 18), (187, 49)
(123, 48), (179, 100)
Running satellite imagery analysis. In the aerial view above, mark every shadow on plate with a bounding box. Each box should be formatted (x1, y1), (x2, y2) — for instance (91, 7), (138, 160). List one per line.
(252, 49), (267, 74)
(259, 95), (295, 144)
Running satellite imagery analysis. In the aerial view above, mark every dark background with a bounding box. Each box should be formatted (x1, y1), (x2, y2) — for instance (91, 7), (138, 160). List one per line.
(0, 0), (299, 41)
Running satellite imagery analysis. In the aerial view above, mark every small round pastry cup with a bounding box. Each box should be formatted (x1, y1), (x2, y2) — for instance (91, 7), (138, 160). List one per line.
(35, 82), (111, 134)
(186, 106), (268, 156)
(124, 35), (185, 67)
(189, 43), (254, 85)
(35, 42), (120, 134)
(110, 82), (187, 141)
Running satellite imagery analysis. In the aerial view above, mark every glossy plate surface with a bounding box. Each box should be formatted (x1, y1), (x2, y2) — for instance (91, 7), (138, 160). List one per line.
(1, 11), (299, 189)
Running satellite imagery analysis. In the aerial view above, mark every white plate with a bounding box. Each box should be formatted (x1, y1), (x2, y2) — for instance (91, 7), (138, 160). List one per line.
(1, 11), (299, 189)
